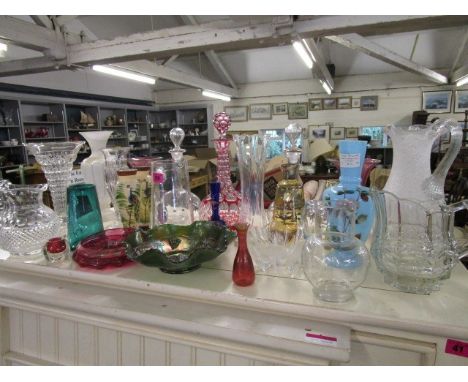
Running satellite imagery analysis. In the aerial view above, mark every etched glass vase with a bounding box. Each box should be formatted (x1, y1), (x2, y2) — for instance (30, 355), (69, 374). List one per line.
(26, 142), (84, 232)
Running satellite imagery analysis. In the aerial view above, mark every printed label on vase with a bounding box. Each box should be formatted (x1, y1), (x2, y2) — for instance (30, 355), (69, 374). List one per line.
(340, 153), (360, 168)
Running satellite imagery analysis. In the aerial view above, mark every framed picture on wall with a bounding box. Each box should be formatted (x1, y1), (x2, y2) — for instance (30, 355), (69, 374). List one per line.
(422, 91), (452, 113)
(361, 95), (379, 111)
(224, 106), (248, 122)
(288, 103), (308, 119)
(329, 139), (340, 148)
(308, 98), (323, 111)
(250, 104), (272, 120)
(454, 90), (468, 113)
(346, 127), (359, 138)
(323, 98), (337, 110)
(308, 124), (330, 141)
(352, 98), (361, 108)
(330, 127), (345, 139)
(272, 103), (288, 115)
(337, 97), (352, 109)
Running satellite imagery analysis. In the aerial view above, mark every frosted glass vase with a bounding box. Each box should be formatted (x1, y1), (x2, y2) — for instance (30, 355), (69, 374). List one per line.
(80, 131), (113, 222)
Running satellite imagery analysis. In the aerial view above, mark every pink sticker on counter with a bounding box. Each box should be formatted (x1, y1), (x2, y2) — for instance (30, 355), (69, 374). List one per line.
(445, 339), (468, 358)
(152, 172), (165, 184)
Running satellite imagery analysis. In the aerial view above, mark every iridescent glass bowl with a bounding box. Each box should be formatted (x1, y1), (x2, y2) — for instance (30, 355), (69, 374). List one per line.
(125, 221), (236, 273)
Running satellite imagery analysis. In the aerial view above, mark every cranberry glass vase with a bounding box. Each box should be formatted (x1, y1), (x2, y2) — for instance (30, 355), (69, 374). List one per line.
(232, 223), (255, 286)
(199, 112), (241, 227)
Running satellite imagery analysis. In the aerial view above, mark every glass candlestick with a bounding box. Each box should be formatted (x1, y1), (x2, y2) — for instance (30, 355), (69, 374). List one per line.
(26, 142), (84, 231)
(199, 112), (241, 227)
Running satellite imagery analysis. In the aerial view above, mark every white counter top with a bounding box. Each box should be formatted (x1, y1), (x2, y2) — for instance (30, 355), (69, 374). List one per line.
(1, 243), (467, 341)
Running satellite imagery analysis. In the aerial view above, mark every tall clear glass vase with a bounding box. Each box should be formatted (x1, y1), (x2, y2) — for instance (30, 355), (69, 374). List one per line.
(234, 134), (269, 272)
(25, 142), (84, 232)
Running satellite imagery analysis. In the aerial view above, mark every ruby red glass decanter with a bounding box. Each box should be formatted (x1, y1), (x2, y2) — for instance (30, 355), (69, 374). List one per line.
(199, 112), (241, 227)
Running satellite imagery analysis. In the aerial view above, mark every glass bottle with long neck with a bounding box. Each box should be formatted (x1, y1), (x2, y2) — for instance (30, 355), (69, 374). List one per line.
(270, 123), (304, 244)
(199, 113), (241, 227)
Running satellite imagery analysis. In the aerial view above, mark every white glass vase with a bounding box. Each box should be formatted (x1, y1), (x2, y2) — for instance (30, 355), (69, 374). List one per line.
(80, 131), (113, 221)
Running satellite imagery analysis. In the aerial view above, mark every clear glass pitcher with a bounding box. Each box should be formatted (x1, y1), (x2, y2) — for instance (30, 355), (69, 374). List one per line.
(370, 189), (468, 294)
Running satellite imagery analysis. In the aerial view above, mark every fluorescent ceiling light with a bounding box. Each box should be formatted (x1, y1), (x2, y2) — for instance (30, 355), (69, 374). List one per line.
(293, 40), (313, 69)
(302, 39), (316, 62)
(0, 42), (7, 52)
(92, 65), (155, 85)
(320, 80), (332, 95)
(456, 75), (468, 87)
(202, 90), (231, 102)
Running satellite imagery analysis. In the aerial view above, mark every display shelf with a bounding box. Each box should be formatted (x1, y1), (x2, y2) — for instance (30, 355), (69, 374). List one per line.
(23, 121), (64, 125)
(0, 125), (20, 128)
(25, 137), (67, 141)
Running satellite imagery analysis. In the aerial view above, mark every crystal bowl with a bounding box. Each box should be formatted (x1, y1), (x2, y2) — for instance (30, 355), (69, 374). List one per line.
(125, 221), (236, 273)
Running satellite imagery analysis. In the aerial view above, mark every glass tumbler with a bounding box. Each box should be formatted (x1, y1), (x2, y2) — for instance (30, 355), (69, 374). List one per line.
(151, 159), (194, 226)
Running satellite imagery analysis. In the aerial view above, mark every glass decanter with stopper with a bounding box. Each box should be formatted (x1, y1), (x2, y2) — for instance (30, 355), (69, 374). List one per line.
(199, 112), (241, 227)
(269, 123), (304, 243)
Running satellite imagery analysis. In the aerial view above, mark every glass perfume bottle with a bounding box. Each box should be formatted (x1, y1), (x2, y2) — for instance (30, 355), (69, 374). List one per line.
(322, 140), (374, 242)
(269, 123), (304, 243)
(199, 113), (241, 227)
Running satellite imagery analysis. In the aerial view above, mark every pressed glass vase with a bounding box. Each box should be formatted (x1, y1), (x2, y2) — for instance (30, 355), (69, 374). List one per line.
(67, 183), (104, 250)
(0, 184), (61, 262)
(25, 142), (84, 230)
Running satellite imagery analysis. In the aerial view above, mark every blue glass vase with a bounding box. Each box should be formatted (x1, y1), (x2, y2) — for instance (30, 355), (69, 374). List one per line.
(67, 183), (104, 250)
(322, 140), (374, 242)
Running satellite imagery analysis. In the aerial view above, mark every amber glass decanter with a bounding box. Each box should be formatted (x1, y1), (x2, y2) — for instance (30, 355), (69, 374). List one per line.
(270, 123), (304, 243)
(199, 112), (241, 227)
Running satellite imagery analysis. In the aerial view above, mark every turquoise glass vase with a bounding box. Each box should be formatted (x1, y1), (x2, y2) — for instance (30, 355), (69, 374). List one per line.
(67, 183), (104, 250)
(322, 140), (374, 242)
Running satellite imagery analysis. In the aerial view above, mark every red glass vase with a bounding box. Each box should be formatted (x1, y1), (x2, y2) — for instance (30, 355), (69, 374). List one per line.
(232, 223), (255, 286)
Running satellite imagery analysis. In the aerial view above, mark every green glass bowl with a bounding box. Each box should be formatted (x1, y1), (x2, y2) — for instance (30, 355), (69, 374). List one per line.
(125, 221), (236, 274)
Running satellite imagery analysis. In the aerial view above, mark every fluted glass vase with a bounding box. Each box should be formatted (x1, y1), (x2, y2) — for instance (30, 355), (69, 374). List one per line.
(26, 142), (84, 231)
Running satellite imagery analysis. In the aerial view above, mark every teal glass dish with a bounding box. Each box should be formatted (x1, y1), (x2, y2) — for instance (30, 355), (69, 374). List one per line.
(67, 183), (104, 250)
(125, 221), (236, 273)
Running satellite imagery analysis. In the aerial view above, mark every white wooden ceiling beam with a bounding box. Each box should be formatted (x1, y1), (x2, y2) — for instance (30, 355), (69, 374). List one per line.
(180, 15), (237, 90)
(303, 38), (335, 90)
(0, 15), (66, 55)
(54, 15), (79, 27)
(114, 60), (239, 97)
(451, 64), (468, 84)
(0, 57), (68, 76)
(66, 16), (468, 65)
(30, 15), (54, 30)
(161, 55), (179, 65)
(449, 28), (468, 78)
(326, 33), (448, 84)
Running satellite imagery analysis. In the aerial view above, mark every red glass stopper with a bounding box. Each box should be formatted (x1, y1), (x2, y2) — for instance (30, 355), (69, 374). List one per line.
(46, 237), (67, 254)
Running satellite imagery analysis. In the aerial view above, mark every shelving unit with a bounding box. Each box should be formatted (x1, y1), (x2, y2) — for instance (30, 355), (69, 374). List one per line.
(0, 99), (25, 168)
(100, 107), (128, 148)
(127, 109), (150, 156)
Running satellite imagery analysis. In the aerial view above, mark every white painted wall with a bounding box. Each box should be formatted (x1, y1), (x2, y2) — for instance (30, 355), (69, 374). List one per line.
(1, 69), (154, 101)
(155, 71), (468, 132)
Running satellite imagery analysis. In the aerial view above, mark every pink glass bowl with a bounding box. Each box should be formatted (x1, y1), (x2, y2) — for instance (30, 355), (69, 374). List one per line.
(72, 228), (135, 269)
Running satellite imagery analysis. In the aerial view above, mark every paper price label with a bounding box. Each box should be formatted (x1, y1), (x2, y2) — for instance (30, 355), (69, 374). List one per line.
(445, 339), (468, 358)
(340, 153), (361, 168)
(70, 169), (85, 185)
